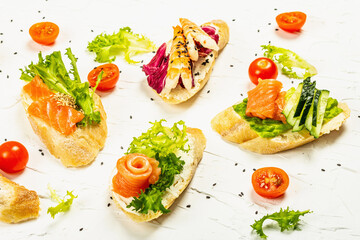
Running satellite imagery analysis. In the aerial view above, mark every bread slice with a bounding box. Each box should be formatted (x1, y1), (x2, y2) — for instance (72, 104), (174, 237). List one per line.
(211, 102), (350, 154)
(158, 19), (229, 104)
(0, 174), (40, 223)
(21, 89), (108, 167)
(110, 127), (206, 222)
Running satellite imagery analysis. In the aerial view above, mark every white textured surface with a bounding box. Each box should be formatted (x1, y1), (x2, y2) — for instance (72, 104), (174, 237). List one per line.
(0, 0), (359, 239)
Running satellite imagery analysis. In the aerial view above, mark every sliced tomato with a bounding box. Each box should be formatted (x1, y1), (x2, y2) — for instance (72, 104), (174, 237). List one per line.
(0, 141), (29, 173)
(88, 63), (120, 91)
(248, 57), (278, 85)
(276, 12), (307, 32)
(29, 22), (59, 45)
(252, 167), (289, 198)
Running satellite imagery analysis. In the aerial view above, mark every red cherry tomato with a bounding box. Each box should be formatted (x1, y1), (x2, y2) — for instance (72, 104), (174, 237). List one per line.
(29, 22), (59, 45)
(88, 63), (120, 91)
(276, 12), (307, 32)
(0, 141), (29, 173)
(252, 167), (289, 198)
(248, 57), (278, 85)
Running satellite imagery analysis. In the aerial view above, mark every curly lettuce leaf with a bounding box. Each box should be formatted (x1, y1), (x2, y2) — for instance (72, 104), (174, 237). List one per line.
(233, 99), (292, 138)
(323, 97), (343, 123)
(127, 119), (189, 158)
(126, 120), (188, 214)
(251, 207), (311, 239)
(47, 185), (77, 219)
(20, 48), (101, 126)
(262, 44), (317, 79)
(87, 27), (156, 64)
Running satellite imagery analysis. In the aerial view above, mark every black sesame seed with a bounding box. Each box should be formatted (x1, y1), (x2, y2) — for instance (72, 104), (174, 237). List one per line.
(0, 33), (3, 35)
(69, 40), (71, 43)
(4, 139), (7, 142)
(321, 169), (325, 172)
(274, 8), (278, 11)
(152, 51), (155, 53)
(207, 90), (210, 94)
(121, 146), (123, 149)
(235, 163), (238, 166)
(230, 65), (233, 67)
(275, 28), (279, 31)
(243, 169), (245, 172)
(255, 53), (257, 56)
(41, 152), (44, 156)
(42, 17), (45, 19)
(240, 94), (243, 96)
(269, 41), (271, 44)
(107, 203), (111, 207)
(38, 10), (41, 13)
(186, 204), (191, 208)
(268, 23), (271, 25)
(14, 52), (17, 55)
(0, 41), (3, 43)
(255, 211), (258, 214)
(91, 30), (94, 32)
(213, 183), (217, 186)
(337, 163), (341, 166)
(238, 194), (242, 197)
(39, 149), (43, 152)
(150, 98), (154, 101)
(79, 228), (83, 231)
(110, 196), (113, 200)
(130, 115), (132, 119)
(241, 192), (244, 196)
(232, 19), (236, 21)
(257, 30), (260, 32)
(206, 196), (210, 199)
(10, 20), (13, 22)
(20, 29), (23, 32)
(358, 115), (360, 118)
(101, 162), (103, 165)
(291, 81), (294, 84)
(253, 168), (256, 171)
(7, 75), (9, 79)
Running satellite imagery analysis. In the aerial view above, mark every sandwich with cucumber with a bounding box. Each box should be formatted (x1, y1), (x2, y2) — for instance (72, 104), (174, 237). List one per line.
(211, 78), (350, 154)
(110, 120), (206, 222)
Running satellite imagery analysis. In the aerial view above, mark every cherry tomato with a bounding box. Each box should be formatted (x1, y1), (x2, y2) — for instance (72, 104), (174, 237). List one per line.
(88, 63), (120, 91)
(248, 57), (278, 85)
(0, 141), (29, 173)
(252, 167), (289, 198)
(29, 22), (59, 45)
(276, 12), (307, 32)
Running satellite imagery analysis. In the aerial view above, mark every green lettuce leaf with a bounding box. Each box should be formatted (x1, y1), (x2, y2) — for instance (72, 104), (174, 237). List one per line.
(262, 44), (317, 79)
(127, 119), (189, 158)
(251, 207), (311, 239)
(323, 97), (343, 123)
(20, 48), (101, 126)
(47, 185), (77, 219)
(233, 99), (292, 138)
(126, 120), (188, 214)
(87, 27), (156, 64)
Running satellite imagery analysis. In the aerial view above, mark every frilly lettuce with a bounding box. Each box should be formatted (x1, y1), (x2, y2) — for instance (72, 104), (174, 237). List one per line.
(87, 27), (157, 64)
(20, 48), (101, 126)
(323, 97), (343, 123)
(261, 44), (317, 79)
(47, 185), (77, 219)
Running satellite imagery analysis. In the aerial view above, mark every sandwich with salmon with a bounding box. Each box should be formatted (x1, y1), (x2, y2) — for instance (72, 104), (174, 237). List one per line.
(20, 48), (107, 167)
(143, 18), (229, 104)
(110, 120), (206, 222)
(0, 173), (40, 223)
(211, 78), (350, 154)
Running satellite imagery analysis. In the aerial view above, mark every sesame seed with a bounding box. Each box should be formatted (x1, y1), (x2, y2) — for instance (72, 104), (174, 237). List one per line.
(268, 23), (271, 25)
(38, 10), (41, 13)
(321, 169), (325, 172)
(206, 196), (210, 199)
(14, 52), (17, 55)
(130, 115), (132, 119)
(243, 169), (245, 172)
(274, 8), (277, 10)
(275, 28), (279, 31)
(41, 152), (44, 156)
(337, 163), (341, 166)
(110, 196), (113, 200)
(232, 19), (236, 21)
(120, 146), (123, 149)
(241, 192), (244, 196)
(207, 90), (210, 94)
(238, 194), (242, 197)
(91, 30), (94, 32)
(240, 93), (243, 96)
(255, 53), (257, 56)
(79, 228), (83, 231)
(7, 75), (9, 79)
(255, 211), (258, 214)
(42, 17), (45, 19)
(213, 183), (217, 186)
(186, 204), (191, 208)
(10, 20), (13, 22)
(152, 51), (155, 53)
(269, 41), (271, 44)
(107, 203), (111, 207)
(235, 163), (238, 166)
(101, 162), (103, 165)
(230, 64), (233, 67)
(150, 98), (154, 101)
(253, 168), (256, 171)
(69, 40), (71, 43)
(257, 30), (260, 33)
(4, 139), (7, 142)
(20, 29), (23, 32)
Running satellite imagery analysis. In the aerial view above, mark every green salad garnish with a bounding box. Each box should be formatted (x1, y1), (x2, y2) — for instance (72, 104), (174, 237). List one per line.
(126, 120), (188, 214)
(47, 185), (77, 219)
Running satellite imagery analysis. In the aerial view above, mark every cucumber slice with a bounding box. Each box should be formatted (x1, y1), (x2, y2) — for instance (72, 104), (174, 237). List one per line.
(311, 90), (330, 138)
(305, 90), (318, 131)
(294, 78), (311, 117)
(283, 83), (303, 126)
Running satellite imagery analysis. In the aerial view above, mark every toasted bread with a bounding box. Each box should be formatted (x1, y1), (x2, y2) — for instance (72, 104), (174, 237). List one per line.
(0, 174), (40, 223)
(111, 128), (206, 222)
(211, 102), (350, 154)
(21, 89), (108, 167)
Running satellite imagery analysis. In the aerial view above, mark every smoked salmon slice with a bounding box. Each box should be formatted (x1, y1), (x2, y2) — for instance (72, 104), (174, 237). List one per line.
(112, 153), (161, 198)
(23, 75), (54, 101)
(27, 97), (84, 136)
(246, 79), (286, 122)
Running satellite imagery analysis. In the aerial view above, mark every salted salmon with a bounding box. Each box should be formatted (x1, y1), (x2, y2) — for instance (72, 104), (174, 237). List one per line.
(112, 153), (161, 198)
(23, 75), (54, 101)
(246, 79), (286, 122)
(24, 76), (84, 136)
(162, 26), (192, 95)
(27, 97), (84, 135)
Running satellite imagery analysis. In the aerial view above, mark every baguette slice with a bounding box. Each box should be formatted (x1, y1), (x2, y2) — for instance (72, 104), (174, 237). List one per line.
(0, 174), (40, 223)
(111, 127), (206, 222)
(21, 89), (108, 167)
(158, 19), (229, 104)
(211, 102), (350, 154)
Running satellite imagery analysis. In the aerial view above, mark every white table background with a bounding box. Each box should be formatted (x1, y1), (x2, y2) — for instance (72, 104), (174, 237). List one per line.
(0, 0), (359, 239)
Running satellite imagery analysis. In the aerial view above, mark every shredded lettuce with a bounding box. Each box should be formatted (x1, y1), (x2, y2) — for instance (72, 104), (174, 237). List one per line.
(47, 185), (77, 219)
(126, 120), (188, 214)
(20, 48), (101, 126)
(87, 27), (157, 64)
(323, 97), (343, 123)
(233, 99), (292, 138)
(251, 207), (311, 239)
(262, 44), (317, 79)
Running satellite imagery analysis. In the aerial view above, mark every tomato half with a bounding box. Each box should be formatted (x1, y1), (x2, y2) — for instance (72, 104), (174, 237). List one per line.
(248, 57), (278, 85)
(0, 141), (29, 173)
(29, 22), (59, 45)
(276, 12), (307, 32)
(88, 63), (120, 91)
(252, 167), (289, 198)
